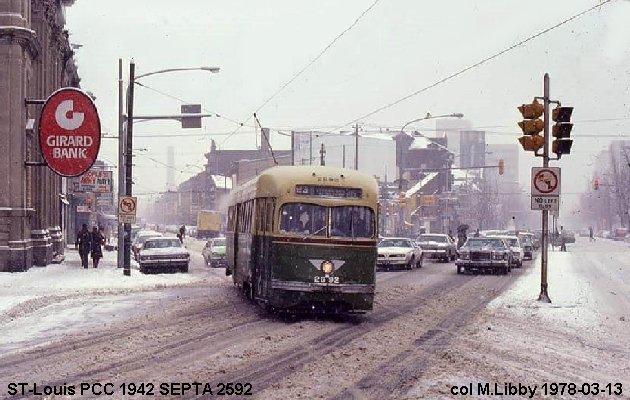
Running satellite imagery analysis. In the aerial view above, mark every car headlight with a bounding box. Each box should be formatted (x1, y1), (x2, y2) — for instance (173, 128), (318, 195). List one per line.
(493, 253), (504, 260)
(504, 253), (509, 260)
(140, 256), (149, 261)
(460, 252), (469, 260)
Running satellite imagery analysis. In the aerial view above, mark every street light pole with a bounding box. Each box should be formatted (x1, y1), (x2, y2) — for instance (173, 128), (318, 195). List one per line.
(117, 59), (125, 270)
(117, 62), (221, 275)
(123, 61), (136, 276)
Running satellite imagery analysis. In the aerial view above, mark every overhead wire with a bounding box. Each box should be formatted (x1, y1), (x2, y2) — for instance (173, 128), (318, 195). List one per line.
(219, 0), (382, 146)
(336, 0), (614, 131)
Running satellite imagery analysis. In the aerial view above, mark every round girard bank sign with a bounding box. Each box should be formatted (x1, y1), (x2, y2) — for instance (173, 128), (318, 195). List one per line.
(39, 87), (101, 177)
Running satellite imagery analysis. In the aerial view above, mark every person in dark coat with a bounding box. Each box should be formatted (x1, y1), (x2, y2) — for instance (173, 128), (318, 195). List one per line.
(90, 226), (105, 268)
(77, 224), (91, 269)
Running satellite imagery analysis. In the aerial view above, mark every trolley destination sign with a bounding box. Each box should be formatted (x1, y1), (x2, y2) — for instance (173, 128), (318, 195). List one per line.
(38, 87), (101, 177)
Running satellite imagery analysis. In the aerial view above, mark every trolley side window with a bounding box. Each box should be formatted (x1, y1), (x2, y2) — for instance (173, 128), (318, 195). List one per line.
(330, 206), (375, 238)
(227, 206), (235, 233)
(279, 203), (327, 236)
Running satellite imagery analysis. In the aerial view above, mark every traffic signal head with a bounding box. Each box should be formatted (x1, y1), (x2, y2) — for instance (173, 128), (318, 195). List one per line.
(518, 99), (544, 119)
(551, 106), (574, 157)
(593, 178), (599, 190)
(518, 135), (544, 152)
(518, 99), (544, 151)
(498, 159), (505, 175)
(399, 192), (406, 207)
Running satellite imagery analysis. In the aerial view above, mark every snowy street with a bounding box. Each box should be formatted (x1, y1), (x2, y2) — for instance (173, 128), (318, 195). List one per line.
(0, 237), (628, 399)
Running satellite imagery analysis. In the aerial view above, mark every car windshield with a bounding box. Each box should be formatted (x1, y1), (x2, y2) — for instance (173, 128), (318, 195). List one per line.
(379, 239), (413, 248)
(213, 238), (227, 247)
(506, 238), (519, 246)
(279, 203), (374, 238)
(143, 239), (181, 249)
(418, 235), (447, 243)
(465, 239), (505, 249)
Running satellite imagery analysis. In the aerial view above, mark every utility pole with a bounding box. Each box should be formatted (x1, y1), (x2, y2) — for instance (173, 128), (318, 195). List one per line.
(539, 73), (550, 303)
(319, 143), (326, 166)
(354, 123), (359, 170)
(342, 145), (346, 168)
(291, 131), (295, 166)
(123, 61), (135, 277)
(117, 59), (125, 270)
(309, 131), (313, 166)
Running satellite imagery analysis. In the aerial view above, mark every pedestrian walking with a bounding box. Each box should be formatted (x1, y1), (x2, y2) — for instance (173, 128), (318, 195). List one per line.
(560, 225), (567, 252)
(77, 224), (91, 269)
(90, 226), (105, 268)
(179, 225), (186, 240)
(589, 226), (595, 242)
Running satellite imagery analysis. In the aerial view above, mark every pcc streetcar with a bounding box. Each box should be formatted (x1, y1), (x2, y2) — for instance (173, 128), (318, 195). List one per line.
(225, 166), (378, 313)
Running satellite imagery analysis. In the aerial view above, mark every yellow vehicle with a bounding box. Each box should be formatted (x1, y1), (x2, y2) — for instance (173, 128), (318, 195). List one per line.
(225, 166), (379, 314)
(196, 210), (223, 238)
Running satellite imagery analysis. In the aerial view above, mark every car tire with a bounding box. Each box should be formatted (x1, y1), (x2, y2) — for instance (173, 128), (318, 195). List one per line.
(407, 258), (414, 270)
(416, 256), (423, 269)
(456, 266), (462, 274)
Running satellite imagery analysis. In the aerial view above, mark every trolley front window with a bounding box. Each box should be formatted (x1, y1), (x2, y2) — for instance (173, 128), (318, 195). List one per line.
(278, 203), (375, 238)
(279, 203), (327, 236)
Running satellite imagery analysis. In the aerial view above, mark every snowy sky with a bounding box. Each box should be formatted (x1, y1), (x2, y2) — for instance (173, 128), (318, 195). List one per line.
(64, 0), (630, 218)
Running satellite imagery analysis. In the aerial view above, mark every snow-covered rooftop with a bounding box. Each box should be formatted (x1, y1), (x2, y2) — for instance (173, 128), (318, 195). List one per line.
(405, 172), (439, 197)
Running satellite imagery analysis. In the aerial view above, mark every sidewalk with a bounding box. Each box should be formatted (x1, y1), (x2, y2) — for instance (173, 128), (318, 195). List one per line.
(0, 247), (202, 316)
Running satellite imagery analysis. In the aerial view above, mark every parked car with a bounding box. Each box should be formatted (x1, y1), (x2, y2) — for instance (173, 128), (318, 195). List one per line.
(138, 236), (190, 274)
(490, 235), (524, 267)
(456, 237), (512, 275)
(415, 233), (457, 262)
(202, 237), (227, 267)
(377, 237), (423, 270)
(132, 230), (163, 261)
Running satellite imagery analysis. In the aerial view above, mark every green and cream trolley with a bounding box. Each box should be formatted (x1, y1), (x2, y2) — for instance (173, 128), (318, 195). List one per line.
(225, 166), (378, 313)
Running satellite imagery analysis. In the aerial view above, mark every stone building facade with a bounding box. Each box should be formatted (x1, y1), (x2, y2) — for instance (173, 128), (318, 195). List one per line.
(0, 0), (79, 272)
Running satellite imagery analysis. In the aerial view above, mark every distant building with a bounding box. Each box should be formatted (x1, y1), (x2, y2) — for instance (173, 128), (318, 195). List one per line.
(436, 119), (473, 161)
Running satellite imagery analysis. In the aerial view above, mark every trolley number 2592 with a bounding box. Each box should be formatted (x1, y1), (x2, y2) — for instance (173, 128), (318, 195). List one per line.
(314, 276), (340, 283)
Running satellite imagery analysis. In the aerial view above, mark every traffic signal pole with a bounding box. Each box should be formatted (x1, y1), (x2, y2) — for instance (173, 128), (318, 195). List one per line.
(123, 61), (135, 277)
(539, 73), (551, 303)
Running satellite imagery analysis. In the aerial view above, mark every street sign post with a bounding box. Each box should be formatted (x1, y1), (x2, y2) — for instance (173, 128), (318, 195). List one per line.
(118, 196), (137, 224)
(38, 88), (101, 177)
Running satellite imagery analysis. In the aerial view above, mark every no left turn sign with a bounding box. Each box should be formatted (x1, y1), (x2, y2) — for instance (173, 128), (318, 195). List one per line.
(531, 167), (561, 196)
(118, 196), (137, 224)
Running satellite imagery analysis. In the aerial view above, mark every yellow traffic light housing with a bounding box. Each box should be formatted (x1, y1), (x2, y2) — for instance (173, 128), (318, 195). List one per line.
(518, 135), (544, 152)
(399, 192), (406, 207)
(518, 99), (545, 151)
(498, 159), (505, 175)
(518, 99), (544, 119)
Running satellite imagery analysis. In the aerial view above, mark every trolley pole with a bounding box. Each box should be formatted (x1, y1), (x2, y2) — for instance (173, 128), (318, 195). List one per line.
(539, 73), (551, 303)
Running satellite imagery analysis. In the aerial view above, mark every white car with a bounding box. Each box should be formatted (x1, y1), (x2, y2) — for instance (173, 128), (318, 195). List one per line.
(138, 236), (190, 274)
(377, 237), (423, 270)
(490, 235), (524, 267)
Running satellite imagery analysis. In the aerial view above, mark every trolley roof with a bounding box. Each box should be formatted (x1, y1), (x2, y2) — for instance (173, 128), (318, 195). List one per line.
(230, 166), (379, 204)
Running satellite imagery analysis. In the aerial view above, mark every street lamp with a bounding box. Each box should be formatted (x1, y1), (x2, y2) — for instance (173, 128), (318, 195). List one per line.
(117, 61), (220, 276)
(394, 112), (463, 236)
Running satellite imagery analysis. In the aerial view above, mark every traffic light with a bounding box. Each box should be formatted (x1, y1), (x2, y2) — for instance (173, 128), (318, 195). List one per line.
(399, 192), (406, 207)
(593, 178), (599, 190)
(551, 106), (573, 158)
(517, 99), (544, 152)
(498, 159), (505, 175)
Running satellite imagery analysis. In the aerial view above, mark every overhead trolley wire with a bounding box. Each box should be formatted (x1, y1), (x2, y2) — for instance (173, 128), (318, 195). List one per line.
(337, 0), (614, 131)
(220, 0), (382, 146)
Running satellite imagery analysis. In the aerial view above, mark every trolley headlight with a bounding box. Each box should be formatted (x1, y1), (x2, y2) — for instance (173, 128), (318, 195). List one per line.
(321, 261), (334, 274)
